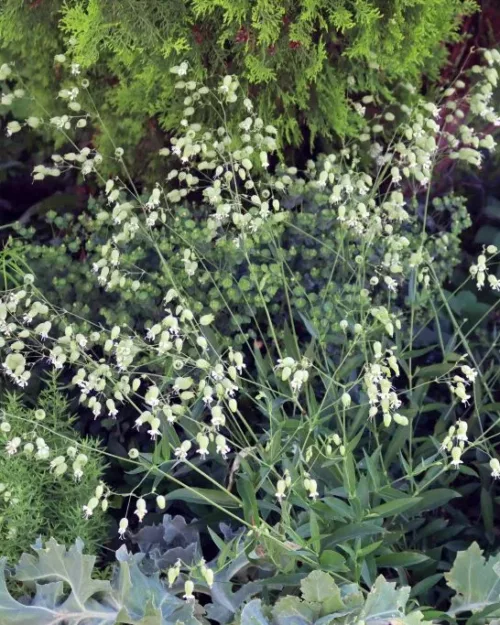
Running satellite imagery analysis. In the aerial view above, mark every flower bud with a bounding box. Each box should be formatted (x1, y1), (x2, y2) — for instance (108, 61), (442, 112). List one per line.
(183, 580), (195, 600)
(118, 517), (128, 538)
(393, 413), (409, 426)
(341, 392), (351, 408)
(128, 448), (140, 459)
(201, 564), (214, 587)
(156, 494), (166, 509)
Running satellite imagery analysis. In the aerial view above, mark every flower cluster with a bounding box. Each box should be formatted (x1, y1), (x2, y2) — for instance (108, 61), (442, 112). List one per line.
(449, 363), (478, 405)
(2, 47), (500, 546)
(274, 356), (311, 394)
(363, 342), (407, 427)
(440, 420), (470, 469)
(469, 245), (499, 291)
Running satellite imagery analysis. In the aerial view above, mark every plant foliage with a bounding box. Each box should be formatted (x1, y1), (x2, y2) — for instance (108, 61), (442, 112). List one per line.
(2, 538), (500, 625)
(0, 0), (479, 160)
(0, 376), (108, 562)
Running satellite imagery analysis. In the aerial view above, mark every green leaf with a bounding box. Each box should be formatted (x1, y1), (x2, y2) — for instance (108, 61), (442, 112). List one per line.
(272, 596), (315, 625)
(401, 345), (437, 359)
(237, 475), (260, 524)
(370, 497), (422, 518)
(410, 489), (460, 514)
(0, 538), (115, 625)
(322, 497), (355, 520)
(115, 547), (200, 625)
(446, 542), (500, 616)
(298, 312), (319, 339)
(466, 602), (500, 625)
(326, 522), (385, 545)
(361, 576), (411, 622)
(410, 574), (443, 598)
(358, 542), (383, 559)
(0, 538), (200, 625)
(376, 552), (430, 568)
(415, 362), (458, 379)
(301, 571), (345, 613)
(241, 599), (270, 625)
(309, 510), (321, 554)
(481, 403), (500, 413)
(319, 550), (347, 572)
(480, 488), (494, 538)
(165, 487), (241, 508)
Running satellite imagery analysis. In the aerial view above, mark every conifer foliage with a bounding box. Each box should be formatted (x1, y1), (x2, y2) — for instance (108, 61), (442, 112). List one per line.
(0, 0), (478, 155)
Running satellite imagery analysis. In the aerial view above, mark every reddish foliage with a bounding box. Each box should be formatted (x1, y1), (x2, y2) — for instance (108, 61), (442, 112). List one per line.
(147, 117), (158, 132)
(430, 0), (500, 191)
(235, 27), (250, 44)
(289, 40), (301, 50)
(192, 25), (204, 45)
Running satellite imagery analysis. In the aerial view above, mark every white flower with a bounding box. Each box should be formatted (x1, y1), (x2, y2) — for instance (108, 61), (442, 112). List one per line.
(490, 458), (500, 479)
(210, 405), (225, 429)
(147, 417), (161, 440)
(118, 517), (128, 539)
(384, 276), (398, 292)
(6, 121), (21, 137)
(275, 479), (287, 500)
(196, 433), (209, 457)
(82, 496), (99, 519)
(215, 434), (230, 458)
(35, 320), (51, 340)
(456, 420), (468, 441)
(174, 440), (191, 460)
(134, 498), (147, 522)
(183, 580), (195, 600)
(5, 437), (21, 455)
(450, 446), (463, 468)
(460, 365), (477, 383)
(303, 477), (318, 500)
(82, 505), (93, 519)
(452, 381), (470, 405)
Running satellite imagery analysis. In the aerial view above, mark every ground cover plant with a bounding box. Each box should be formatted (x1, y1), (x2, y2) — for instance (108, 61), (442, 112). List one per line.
(1, 5), (500, 625)
(0, 375), (108, 562)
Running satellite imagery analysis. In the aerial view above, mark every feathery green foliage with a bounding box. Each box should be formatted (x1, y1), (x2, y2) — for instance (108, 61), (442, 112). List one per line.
(0, 376), (108, 562)
(0, 0), (478, 164)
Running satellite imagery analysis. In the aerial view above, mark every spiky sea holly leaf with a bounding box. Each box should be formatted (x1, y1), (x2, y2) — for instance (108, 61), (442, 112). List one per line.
(340, 583), (364, 610)
(241, 599), (271, 625)
(272, 595), (317, 625)
(114, 545), (200, 625)
(445, 542), (500, 616)
(300, 571), (345, 614)
(0, 538), (117, 625)
(0, 538), (202, 625)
